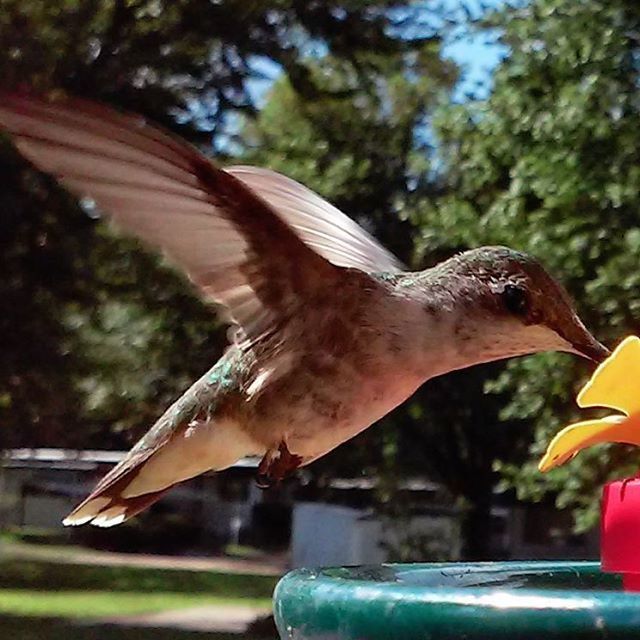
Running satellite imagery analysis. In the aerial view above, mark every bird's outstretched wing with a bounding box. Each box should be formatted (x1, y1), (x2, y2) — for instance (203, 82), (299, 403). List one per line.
(0, 94), (401, 346)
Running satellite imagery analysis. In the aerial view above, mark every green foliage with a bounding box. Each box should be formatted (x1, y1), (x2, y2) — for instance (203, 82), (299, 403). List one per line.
(422, 0), (640, 531)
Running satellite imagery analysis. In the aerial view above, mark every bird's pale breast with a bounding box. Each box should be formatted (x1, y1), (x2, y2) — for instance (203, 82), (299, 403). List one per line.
(239, 286), (432, 462)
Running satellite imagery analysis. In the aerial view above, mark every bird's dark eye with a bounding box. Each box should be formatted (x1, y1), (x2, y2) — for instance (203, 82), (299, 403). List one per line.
(502, 284), (529, 315)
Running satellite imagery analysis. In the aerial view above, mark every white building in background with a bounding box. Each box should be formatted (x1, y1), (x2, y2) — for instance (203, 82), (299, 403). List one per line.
(0, 448), (598, 562)
(291, 502), (462, 567)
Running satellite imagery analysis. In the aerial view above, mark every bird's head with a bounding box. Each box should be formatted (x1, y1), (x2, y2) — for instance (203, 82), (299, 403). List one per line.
(421, 246), (609, 367)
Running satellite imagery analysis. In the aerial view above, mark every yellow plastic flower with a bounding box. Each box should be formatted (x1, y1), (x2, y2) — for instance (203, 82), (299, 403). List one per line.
(539, 336), (640, 472)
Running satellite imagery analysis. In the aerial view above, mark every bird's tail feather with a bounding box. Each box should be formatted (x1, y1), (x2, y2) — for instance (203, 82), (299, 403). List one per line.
(63, 481), (170, 528)
(63, 418), (260, 527)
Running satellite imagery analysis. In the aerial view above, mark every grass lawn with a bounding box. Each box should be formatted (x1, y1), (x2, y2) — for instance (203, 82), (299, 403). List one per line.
(0, 589), (270, 617)
(0, 556), (277, 619)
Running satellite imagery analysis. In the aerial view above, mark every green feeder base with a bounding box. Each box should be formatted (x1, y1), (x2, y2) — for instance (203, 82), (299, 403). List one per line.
(274, 561), (640, 639)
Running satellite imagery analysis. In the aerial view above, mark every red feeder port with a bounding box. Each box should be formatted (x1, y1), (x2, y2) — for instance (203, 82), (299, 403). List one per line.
(601, 479), (640, 591)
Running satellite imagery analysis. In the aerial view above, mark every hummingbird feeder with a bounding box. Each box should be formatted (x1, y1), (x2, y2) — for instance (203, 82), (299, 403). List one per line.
(602, 478), (640, 592)
(538, 336), (640, 593)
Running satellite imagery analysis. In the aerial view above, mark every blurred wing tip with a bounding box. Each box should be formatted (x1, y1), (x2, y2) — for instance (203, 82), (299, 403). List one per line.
(91, 512), (127, 528)
(62, 512), (127, 528)
(63, 509), (128, 528)
(62, 515), (91, 527)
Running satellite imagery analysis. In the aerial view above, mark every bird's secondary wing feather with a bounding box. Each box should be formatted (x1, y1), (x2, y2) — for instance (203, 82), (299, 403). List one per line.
(227, 165), (403, 274)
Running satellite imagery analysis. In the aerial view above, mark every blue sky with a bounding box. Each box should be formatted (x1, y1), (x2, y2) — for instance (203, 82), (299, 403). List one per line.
(441, 0), (508, 100)
(444, 29), (506, 99)
(244, 2), (510, 105)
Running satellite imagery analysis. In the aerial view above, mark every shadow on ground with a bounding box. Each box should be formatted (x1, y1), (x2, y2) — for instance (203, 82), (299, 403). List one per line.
(0, 615), (276, 640)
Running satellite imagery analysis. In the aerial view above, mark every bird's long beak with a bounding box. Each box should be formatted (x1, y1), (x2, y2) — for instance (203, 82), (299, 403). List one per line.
(569, 331), (610, 363)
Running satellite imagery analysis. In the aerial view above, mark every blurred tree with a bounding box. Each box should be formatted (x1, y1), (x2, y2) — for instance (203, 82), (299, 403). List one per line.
(0, 1), (449, 449)
(0, 136), (225, 448)
(0, 0), (458, 142)
(422, 0), (640, 532)
(240, 51), (456, 261)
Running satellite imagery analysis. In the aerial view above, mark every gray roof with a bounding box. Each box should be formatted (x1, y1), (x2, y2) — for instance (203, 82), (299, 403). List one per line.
(3, 448), (259, 470)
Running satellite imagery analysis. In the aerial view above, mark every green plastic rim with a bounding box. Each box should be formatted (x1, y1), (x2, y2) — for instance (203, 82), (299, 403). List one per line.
(273, 561), (640, 639)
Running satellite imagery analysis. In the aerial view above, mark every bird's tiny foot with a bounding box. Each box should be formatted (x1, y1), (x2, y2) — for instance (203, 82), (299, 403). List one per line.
(255, 441), (303, 489)
(255, 471), (274, 490)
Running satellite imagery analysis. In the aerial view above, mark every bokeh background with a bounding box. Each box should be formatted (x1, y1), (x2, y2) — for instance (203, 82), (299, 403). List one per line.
(1, 0), (639, 637)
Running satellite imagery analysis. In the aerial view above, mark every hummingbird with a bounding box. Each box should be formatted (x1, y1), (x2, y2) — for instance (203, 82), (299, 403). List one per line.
(0, 94), (609, 527)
